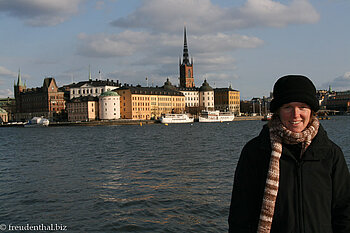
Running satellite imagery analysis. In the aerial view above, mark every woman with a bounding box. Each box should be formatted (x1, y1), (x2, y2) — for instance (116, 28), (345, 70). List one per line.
(228, 75), (350, 233)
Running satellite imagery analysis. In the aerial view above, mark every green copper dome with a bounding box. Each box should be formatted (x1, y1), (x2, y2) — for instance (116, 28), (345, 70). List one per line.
(163, 78), (176, 91)
(199, 79), (213, 92)
(99, 91), (119, 97)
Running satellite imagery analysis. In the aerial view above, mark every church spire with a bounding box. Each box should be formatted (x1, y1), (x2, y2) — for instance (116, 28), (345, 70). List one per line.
(16, 68), (24, 87)
(182, 26), (190, 65)
(179, 26), (194, 88)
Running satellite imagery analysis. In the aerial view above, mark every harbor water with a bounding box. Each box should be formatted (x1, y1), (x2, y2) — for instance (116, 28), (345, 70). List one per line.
(0, 116), (349, 232)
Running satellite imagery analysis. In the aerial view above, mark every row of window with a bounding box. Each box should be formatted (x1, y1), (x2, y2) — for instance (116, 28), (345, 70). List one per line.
(104, 103), (117, 106)
(133, 107), (150, 111)
(133, 96), (150, 101)
(186, 97), (199, 101)
(132, 114), (150, 119)
(133, 102), (149, 106)
(183, 92), (198, 96)
(104, 108), (118, 112)
(186, 103), (199, 107)
(71, 88), (104, 95)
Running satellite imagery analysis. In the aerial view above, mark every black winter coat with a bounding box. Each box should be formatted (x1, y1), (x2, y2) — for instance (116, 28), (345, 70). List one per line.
(228, 124), (350, 233)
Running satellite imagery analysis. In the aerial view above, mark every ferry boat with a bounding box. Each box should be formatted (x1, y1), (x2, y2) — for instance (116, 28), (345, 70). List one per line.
(159, 113), (194, 124)
(24, 116), (50, 127)
(198, 110), (234, 122)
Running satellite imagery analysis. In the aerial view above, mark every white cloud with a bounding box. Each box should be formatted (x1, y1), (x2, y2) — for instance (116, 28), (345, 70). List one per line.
(0, 66), (17, 98)
(236, 0), (320, 28)
(0, 89), (13, 98)
(0, 66), (17, 78)
(77, 31), (156, 57)
(110, 0), (320, 33)
(76, 28), (262, 87)
(77, 31), (262, 58)
(0, 0), (84, 26)
(321, 72), (350, 91)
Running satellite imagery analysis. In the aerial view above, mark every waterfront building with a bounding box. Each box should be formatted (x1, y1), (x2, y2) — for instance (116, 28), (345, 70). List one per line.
(116, 85), (185, 120)
(14, 72), (65, 121)
(66, 96), (99, 122)
(99, 91), (120, 120)
(199, 79), (214, 111)
(69, 72), (120, 99)
(0, 107), (8, 123)
(178, 88), (199, 108)
(214, 86), (241, 114)
(165, 77), (199, 112)
(179, 27), (195, 88)
(324, 90), (350, 112)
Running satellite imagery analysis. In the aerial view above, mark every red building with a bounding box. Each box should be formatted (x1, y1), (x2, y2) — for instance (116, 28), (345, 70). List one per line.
(14, 71), (65, 121)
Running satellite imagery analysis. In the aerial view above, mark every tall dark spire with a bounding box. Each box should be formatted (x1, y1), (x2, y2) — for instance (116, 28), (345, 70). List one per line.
(16, 68), (24, 87)
(182, 26), (190, 65)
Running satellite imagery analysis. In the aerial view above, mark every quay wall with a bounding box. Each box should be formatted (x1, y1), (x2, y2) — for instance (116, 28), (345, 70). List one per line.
(1, 116), (264, 127)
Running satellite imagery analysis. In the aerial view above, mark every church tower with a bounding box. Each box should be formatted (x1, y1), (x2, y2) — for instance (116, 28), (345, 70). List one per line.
(14, 69), (26, 113)
(179, 27), (195, 88)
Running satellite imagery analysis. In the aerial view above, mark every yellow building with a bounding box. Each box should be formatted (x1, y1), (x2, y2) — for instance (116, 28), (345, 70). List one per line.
(214, 87), (240, 114)
(116, 86), (185, 120)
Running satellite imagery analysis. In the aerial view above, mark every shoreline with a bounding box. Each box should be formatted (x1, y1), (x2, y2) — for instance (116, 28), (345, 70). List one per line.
(1, 116), (265, 127)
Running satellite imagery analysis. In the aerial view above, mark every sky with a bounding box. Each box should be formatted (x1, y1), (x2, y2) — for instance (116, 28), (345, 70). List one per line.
(0, 0), (350, 100)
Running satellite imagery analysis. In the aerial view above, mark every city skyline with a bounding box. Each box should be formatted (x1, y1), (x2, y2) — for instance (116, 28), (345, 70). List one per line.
(1, 0), (350, 100)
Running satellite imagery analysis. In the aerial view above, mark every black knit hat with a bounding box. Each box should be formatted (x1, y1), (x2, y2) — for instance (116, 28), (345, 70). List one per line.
(270, 75), (319, 112)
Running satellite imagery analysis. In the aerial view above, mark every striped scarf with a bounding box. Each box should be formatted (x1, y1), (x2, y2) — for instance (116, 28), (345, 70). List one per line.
(257, 115), (319, 233)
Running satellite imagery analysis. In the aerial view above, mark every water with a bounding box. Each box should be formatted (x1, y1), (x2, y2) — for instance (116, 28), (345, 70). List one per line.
(0, 116), (349, 232)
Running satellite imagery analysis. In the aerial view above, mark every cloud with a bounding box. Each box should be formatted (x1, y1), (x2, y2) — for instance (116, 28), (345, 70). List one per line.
(76, 31), (157, 57)
(324, 72), (350, 91)
(78, 0), (318, 88)
(110, 0), (320, 33)
(77, 31), (262, 58)
(76, 30), (260, 87)
(0, 66), (17, 78)
(0, 66), (17, 98)
(0, 0), (84, 26)
(235, 0), (320, 28)
(0, 89), (13, 98)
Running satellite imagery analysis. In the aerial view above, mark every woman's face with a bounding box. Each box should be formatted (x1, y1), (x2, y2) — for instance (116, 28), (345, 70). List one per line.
(279, 102), (312, 133)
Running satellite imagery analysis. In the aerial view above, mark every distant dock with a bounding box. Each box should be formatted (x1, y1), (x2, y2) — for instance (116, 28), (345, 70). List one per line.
(1, 115), (265, 127)
(233, 116), (264, 121)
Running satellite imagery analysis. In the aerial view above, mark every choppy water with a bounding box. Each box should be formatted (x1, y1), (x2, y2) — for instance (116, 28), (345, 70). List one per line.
(0, 116), (349, 232)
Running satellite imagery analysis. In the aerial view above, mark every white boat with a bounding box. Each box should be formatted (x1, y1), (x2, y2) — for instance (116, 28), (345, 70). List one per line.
(261, 113), (272, 121)
(198, 110), (234, 122)
(24, 117), (50, 127)
(160, 113), (194, 124)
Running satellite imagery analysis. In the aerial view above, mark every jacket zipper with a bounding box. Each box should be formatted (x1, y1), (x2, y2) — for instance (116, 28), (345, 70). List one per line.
(296, 161), (304, 233)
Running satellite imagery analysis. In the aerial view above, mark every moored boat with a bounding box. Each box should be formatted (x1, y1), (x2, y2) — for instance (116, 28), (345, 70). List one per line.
(261, 113), (272, 121)
(159, 113), (194, 124)
(24, 116), (50, 127)
(198, 110), (234, 122)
